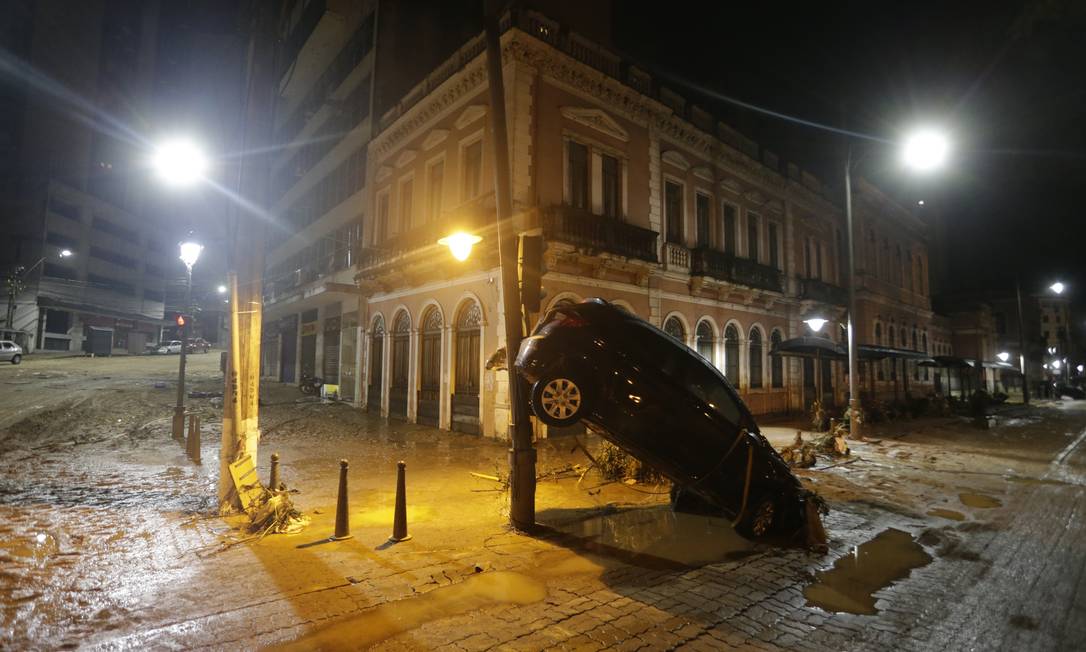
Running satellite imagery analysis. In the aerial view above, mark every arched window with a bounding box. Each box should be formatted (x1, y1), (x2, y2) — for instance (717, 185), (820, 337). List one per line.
(417, 307), (443, 426)
(695, 320), (714, 362)
(724, 325), (740, 382)
(889, 325), (897, 380)
(923, 333), (930, 381)
(389, 310), (411, 418)
(451, 301), (482, 434)
(770, 329), (783, 388)
(367, 315), (385, 411)
(749, 327), (763, 389)
(664, 315), (686, 343)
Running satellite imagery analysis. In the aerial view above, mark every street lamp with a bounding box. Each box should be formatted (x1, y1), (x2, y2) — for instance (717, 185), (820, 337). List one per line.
(438, 232), (482, 262)
(217, 284), (228, 294)
(841, 126), (950, 440)
(4, 249), (76, 335)
(152, 138), (209, 187)
(803, 317), (829, 334)
(1050, 281), (1065, 295)
(997, 351), (1010, 362)
(172, 240), (203, 440)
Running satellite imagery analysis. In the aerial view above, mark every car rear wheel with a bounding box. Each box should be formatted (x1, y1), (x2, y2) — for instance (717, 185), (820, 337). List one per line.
(531, 375), (588, 428)
(10, 354), (21, 365)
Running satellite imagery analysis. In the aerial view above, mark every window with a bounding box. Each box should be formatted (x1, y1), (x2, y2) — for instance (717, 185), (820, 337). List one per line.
(462, 140), (483, 201)
(45, 309), (71, 334)
(427, 160), (444, 223)
(663, 315), (685, 343)
(747, 212), (760, 261)
(889, 325), (897, 380)
(695, 193), (710, 247)
(906, 253), (914, 291)
(771, 330), (783, 388)
(895, 245), (903, 286)
(46, 232), (79, 250)
(92, 216), (136, 241)
(665, 181), (683, 243)
(805, 238), (812, 278)
(816, 243), (823, 280)
(769, 223), (780, 270)
(749, 328), (763, 388)
(875, 323), (884, 380)
(568, 141), (589, 210)
(143, 288), (164, 302)
(87, 273), (134, 296)
(376, 193), (389, 243)
(399, 179), (414, 230)
(695, 320), (713, 362)
(923, 333), (930, 381)
(602, 154), (621, 218)
(722, 203), (737, 254)
(724, 325), (739, 381)
(50, 198), (80, 222)
(90, 246), (136, 269)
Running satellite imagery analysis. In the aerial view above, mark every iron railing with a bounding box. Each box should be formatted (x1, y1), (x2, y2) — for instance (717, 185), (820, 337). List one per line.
(542, 206), (657, 263)
(691, 247), (783, 293)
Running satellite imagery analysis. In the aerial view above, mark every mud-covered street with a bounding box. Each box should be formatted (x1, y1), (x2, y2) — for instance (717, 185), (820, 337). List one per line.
(2, 353), (1086, 650)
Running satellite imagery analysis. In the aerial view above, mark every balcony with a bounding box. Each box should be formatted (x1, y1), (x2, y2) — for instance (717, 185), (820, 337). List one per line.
(799, 278), (848, 305)
(542, 206), (657, 263)
(690, 247), (783, 293)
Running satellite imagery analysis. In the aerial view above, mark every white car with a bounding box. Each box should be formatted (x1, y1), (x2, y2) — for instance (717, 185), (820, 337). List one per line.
(0, 340), (23, 364)
(157, 340), (183, 354)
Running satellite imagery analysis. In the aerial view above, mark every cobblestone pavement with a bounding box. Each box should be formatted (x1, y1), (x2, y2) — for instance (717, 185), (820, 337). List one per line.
(2, 354), (1085, 650)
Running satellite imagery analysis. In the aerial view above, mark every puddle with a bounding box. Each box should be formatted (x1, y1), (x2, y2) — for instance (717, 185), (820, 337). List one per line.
(959, 493), (1002, 509)
(926, 508), (965, 521)
(269, 571), (546, 650)
(547, 505), (754, 568)
(805, 528), (932, 615)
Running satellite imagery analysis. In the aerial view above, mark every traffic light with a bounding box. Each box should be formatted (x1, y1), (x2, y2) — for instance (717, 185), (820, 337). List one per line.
(176, 314), (186, 327)
(519, 235), (545, 313)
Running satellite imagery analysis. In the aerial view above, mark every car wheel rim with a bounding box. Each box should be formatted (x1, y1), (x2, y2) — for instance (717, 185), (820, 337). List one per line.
(540, 378), (582, 421)
(752, 501), (774, 536)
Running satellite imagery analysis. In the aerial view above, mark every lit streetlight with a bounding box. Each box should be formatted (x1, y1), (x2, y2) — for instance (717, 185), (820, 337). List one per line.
(803, 317), (828, 333)
(841, 126), (950, 439)
(217, 284), (228, 294)
(172, 239), (203, 441)
(152, 138), (209, 187)
(997, 351), (1010, 362)
(1050, 281), (1065, 295)
(438, 232), (482, 262)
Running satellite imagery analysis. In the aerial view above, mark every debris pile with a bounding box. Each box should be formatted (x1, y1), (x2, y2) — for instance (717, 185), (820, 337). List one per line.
(593, 440), (664, 483)
(780, 427), (850, 469)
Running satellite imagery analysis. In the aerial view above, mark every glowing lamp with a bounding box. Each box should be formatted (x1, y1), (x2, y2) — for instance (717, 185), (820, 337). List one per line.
(438, 232), (482, 262)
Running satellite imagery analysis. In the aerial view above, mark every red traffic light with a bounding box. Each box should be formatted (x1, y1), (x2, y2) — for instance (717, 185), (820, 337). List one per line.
(176, 315), (186, 327)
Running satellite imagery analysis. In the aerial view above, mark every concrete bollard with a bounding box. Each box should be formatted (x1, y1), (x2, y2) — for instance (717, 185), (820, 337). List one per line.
(186, 413), (201, 464)
(270, 452), (280, 491)
(333, 459), (352, 540)
(389, 460), (412, 543)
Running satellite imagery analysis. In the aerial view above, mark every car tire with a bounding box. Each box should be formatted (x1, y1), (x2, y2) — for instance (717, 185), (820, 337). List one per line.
(734, 494), (776, 539)
(530, 374), (589, 428)
(10, 354), (21, 365)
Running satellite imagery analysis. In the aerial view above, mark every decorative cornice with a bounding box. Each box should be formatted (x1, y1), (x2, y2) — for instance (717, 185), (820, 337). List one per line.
(661, 150), (691, 171)
(395, 149), (417, 168)
(692, 166), (713, 182)
(454, 104), (488, 130)
(559, 106), (629, 142)
(421, 129), (449, 150)
(376, 165), (394, 183)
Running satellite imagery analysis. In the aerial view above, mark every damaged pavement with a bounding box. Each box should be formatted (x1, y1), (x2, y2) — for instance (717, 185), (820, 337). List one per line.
(2, 353), (1086, 650)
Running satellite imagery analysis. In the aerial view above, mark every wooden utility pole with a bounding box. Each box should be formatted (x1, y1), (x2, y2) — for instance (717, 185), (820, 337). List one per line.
(218, 0), (278, 511)
(483, 3), (536, 530)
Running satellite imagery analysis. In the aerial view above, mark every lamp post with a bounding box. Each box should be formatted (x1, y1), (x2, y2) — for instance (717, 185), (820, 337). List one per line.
(4, 249), (74, 335)
(842, 126), (949, 439)
(173, 241), (203, 440)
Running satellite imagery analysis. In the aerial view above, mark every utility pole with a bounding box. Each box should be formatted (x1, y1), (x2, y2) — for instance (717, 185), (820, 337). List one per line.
(483, 3), (536, 531)
(218, 0), (277, 511)
(844, 145), (863, 440)
(1016, 276), (1030, 404)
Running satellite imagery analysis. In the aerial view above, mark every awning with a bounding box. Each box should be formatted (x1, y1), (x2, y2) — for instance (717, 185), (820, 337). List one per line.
(918, 355), (972, 368)
(770, 336), (847, 359)
(977, 360), (1020, 372)
(858, 345), (932, 361)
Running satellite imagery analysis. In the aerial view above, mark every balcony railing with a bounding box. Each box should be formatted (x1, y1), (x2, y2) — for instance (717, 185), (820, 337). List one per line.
(542, 206), (657, 263)
(799, 278), (848, 305)
(691, 247), (783, 293)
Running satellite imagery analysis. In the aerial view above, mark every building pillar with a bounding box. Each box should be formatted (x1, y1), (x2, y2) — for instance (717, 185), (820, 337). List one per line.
(439, 324), (452, 430)
(407, 327), (419, 422)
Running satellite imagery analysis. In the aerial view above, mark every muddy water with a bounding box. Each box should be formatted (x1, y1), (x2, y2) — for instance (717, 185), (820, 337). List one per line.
(805, 528), (932, 615)
(547, 505), (754, 567)
(269, 571), (546, 650)
(959, 492), (1002, 508)
(927, 508), (966, 521)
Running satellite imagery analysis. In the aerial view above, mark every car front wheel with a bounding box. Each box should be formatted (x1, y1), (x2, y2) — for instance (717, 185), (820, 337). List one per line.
(530, 374), (588, 428)
(10, 354), (21, 365)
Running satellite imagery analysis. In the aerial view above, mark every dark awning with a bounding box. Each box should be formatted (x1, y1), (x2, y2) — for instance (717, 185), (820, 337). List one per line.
(976, 360), (1020, 372)
(858, 345), (932, 361)
(919, 355), (972, 368)
(770, 336), (847, 359)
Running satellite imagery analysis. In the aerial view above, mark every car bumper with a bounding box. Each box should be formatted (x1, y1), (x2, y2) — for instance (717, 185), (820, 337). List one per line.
(515, 335), (550, 384)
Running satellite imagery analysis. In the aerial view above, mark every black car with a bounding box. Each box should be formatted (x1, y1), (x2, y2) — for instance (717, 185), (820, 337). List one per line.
(516, 298), (819, 541)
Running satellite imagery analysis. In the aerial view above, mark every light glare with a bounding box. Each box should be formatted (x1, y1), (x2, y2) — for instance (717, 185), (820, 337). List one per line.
(217, 284), (228, 294)
(996, 351), (1010, 362)
(179, 241), (203, 268)
(153, 139), (209, 186)
(438, 232), (482, 262)
(902, 129), (949, 172)
(1050, 282), (1065, 294)
(804, 317), (828, 333)
(59, 249), (72, 258)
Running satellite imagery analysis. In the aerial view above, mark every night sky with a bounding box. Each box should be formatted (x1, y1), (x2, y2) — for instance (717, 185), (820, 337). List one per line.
(613, 0), (1086, 304)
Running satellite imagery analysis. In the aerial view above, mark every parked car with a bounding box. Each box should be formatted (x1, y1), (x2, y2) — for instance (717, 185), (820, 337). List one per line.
(1056, 384), (1085, 400)
(157, 340), (183, 355)
(187, 338), (211, 353)
(0, 340), (23, 364)
(515, 298), (818, 541)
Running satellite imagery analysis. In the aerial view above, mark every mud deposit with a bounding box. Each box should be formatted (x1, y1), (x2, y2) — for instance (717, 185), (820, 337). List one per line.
(805, 528), (932, 615)
(959, 493), (1002, 509)
(270, 571), (547, 650)
(927, 508), (966, 521)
